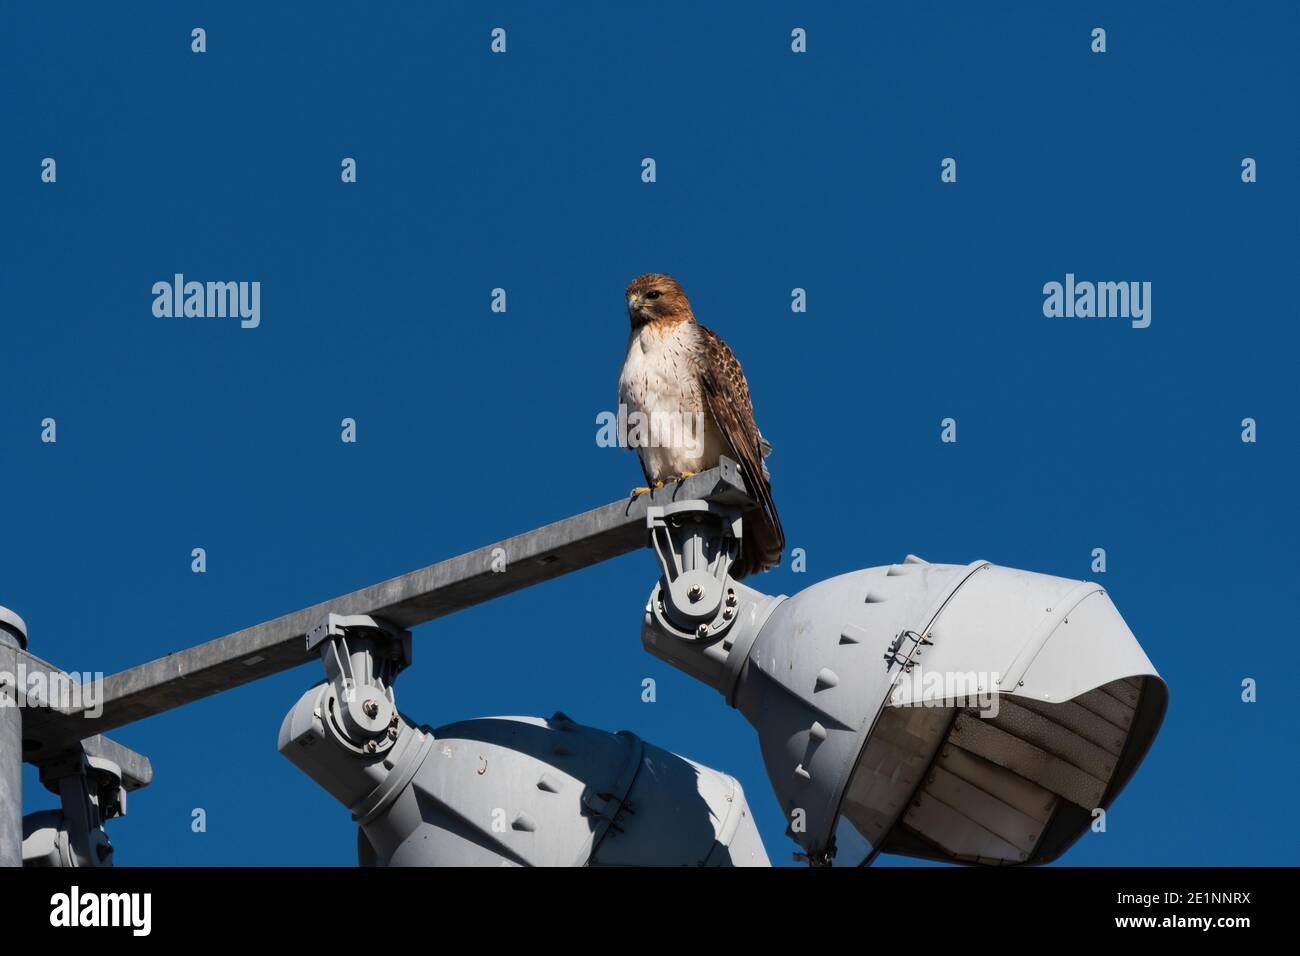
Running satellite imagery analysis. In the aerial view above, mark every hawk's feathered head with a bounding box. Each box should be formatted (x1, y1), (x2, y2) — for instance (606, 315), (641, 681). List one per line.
(625, 273), (693, 328)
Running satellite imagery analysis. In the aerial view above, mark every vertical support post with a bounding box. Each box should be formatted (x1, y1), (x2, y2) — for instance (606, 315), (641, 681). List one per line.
(0, 607), (27, 867)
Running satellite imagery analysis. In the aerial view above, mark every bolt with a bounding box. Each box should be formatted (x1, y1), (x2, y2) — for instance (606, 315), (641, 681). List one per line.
(687, 584), (704, 602)
(364, 740), (378, 753)
(387, 727), (398, 740)
(363, 699), (379, 718)
(722, 607), (734, 620)
(696, 624), (709, 638)
(726, 590), (737, 607)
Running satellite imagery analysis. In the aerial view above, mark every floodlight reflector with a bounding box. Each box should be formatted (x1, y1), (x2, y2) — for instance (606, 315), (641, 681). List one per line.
(834, 675), (1163, 865)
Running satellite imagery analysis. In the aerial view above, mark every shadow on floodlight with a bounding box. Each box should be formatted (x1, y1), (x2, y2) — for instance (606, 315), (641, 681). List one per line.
(369, 715), (727, 867)
(282, 702), (772, 867)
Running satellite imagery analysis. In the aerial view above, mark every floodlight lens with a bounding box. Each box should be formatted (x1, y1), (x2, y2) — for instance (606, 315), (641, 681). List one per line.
(831, 675), (1167, 865)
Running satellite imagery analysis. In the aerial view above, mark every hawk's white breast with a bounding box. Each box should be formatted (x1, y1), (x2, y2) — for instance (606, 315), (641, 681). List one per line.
(617, 320), (724, 481)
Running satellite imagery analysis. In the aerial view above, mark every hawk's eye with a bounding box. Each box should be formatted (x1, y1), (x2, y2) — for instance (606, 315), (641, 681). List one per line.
(646, 291), (662, 300)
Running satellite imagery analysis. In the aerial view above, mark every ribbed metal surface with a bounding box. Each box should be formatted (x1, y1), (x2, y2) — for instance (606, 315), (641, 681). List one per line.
(901, 677), (1142, 864)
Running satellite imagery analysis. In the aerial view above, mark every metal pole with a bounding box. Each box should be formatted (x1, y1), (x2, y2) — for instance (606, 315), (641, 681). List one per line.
(0, 607), (28, 867)
(23, 462), (754, 758)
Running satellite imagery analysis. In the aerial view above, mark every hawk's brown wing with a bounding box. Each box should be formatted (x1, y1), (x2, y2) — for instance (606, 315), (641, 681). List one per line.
(696, 324), (784, 578)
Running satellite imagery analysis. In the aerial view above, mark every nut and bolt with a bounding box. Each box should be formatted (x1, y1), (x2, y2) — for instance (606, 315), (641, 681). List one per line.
(696, 624), (709, 638)
(362, 699), (379, 718)
(687, 584), (704, 602)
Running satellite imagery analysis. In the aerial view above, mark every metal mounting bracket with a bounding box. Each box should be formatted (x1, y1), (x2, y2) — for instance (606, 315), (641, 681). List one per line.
(646, 500), (743, 641)
(306, 614), (412, 757)
(22, 750), (124, 867)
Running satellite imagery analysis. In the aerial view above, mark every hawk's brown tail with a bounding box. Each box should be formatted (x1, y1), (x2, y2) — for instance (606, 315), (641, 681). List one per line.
(732, 474), (784, 580)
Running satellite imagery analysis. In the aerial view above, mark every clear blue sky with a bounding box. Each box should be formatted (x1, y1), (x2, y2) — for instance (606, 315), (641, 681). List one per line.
(2, 2), (1296, 866)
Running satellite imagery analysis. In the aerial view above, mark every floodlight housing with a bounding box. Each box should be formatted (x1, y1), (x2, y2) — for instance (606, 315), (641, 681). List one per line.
(280, 703), (769, 866)
(278, 614), (769, 866)
(643, 554), (1167, 866)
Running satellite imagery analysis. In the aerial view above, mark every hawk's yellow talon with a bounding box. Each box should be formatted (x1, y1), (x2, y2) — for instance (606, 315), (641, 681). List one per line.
(654, 480), (665, 488)
(631, 486), (651, 496)
(678, 471), (697, 480)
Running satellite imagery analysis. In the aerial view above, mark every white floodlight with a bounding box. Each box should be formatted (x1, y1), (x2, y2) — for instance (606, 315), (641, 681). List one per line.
(643, 541), (1167, 866)
(278, 614), (769, 866)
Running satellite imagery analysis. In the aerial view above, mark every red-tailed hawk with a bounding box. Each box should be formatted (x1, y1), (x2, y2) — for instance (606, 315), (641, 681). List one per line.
(618, 273), (784, 578)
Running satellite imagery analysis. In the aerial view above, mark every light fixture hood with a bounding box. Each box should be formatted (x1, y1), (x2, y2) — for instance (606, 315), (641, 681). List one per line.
(716, 557), (1167, 865)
